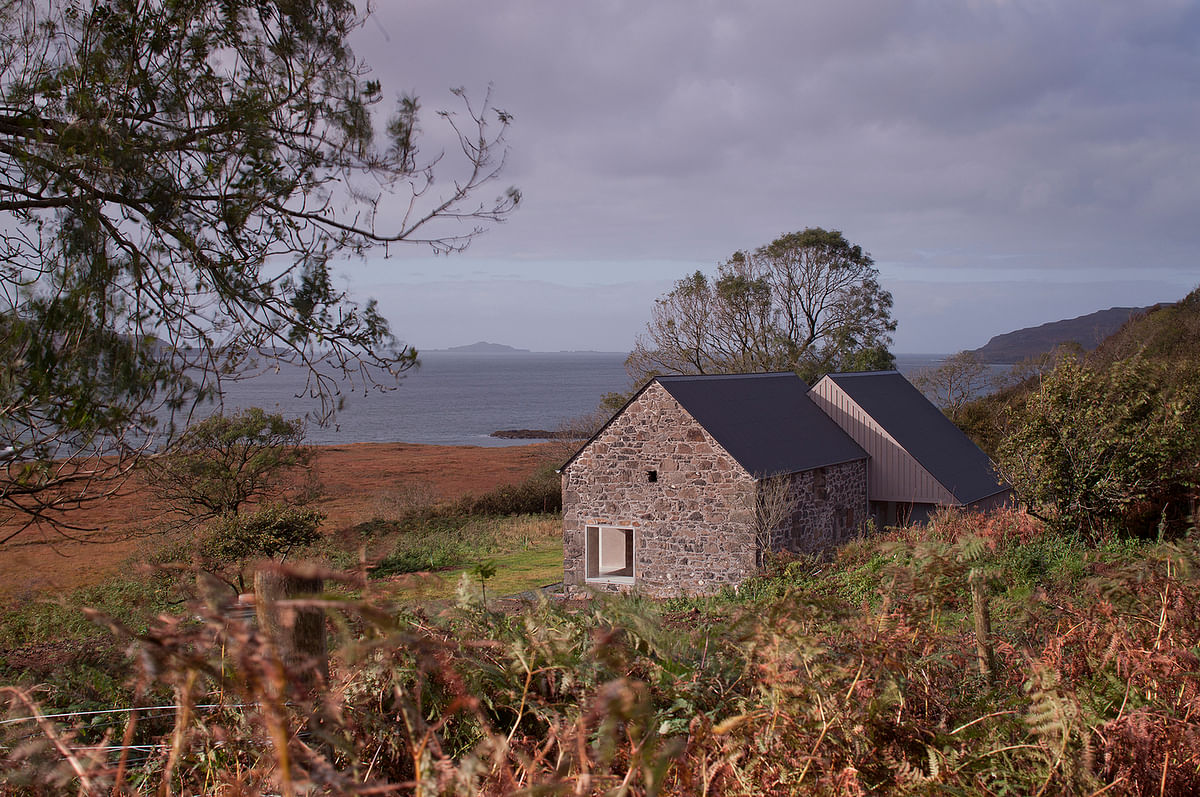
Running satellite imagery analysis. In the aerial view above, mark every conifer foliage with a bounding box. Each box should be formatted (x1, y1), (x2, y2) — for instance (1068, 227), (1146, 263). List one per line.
(0, 0), (518, 534)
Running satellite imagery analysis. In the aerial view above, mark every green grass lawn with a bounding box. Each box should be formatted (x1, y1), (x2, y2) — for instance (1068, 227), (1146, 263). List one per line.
(364, 512), (564, 604)
(372, 537), (564, 604)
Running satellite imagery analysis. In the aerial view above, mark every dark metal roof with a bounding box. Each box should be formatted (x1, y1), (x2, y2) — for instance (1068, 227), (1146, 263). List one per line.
(818, 371), (1008, 504)
(657, 373), (867, 476)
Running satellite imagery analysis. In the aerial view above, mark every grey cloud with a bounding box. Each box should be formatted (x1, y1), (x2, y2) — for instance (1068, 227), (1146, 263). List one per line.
(343, 0), (1200, 351)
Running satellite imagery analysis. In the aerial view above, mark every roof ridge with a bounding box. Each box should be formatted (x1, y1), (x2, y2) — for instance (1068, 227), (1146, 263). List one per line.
(817, 369), (1007, 503)
(656, 371), (797, 382)
(656, 374), (867, 475)
(826, 369), (902, 378)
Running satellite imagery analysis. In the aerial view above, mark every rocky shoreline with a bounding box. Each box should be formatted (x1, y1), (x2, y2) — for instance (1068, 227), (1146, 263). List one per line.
(491, 429), (590, 440)
(491, 429), (556, 439)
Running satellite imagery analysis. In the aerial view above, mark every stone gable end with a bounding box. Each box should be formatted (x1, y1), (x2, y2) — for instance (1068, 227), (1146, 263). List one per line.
(562, 382), (757, 596)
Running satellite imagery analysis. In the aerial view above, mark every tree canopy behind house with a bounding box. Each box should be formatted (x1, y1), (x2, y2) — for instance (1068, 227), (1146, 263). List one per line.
(626, 228), (896, 387)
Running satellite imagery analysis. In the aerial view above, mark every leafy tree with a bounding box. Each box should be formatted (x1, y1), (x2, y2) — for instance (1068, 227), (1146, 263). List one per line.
(950, 342), (1088, 457)
(0, 0), (518, 537)
(147, 407), (313, 524)
(626, 228), (896, 385)
(997, 355), (1200, 538)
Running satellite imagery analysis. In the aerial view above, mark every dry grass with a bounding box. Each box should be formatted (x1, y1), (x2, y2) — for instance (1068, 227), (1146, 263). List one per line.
(363, 480), (443, 525)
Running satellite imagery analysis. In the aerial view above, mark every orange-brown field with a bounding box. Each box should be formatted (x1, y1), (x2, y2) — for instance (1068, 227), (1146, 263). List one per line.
(0, 442), (554, 601)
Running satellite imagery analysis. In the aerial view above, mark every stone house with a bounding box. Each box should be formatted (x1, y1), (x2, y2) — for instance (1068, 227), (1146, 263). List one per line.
(561, 370), (1010, 597)
(560, 373), (869, 596)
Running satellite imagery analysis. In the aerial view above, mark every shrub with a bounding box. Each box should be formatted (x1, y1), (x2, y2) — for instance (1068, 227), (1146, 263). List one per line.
(8, 535), (1199, 794)
(5, 509), (1200, 794)
(199, 503), (324, 592)
(360, 466), (562, 529)
(146, 407), (313, 523)
(997, 355), (1200, 539)
(457, 464), (562, 515)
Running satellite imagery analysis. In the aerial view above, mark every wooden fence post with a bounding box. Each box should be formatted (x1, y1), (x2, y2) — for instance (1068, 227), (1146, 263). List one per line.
(254, 567), (328, 691)
(969, 568), (995, 683)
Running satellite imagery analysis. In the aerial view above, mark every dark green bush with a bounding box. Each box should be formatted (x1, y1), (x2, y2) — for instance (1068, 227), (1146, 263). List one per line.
(200, 503), (323, 563)
(198, 503), (324, 592)
(456, 464), (561, 515)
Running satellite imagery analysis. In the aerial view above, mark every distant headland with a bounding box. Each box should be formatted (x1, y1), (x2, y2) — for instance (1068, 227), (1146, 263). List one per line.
(968, 305), (1164, 363)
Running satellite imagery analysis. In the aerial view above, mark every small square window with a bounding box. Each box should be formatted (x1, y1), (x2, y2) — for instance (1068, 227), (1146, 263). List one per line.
(646, 469), (658, 483)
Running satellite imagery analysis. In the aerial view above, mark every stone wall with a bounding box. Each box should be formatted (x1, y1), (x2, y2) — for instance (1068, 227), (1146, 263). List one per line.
(562, 382), (758, 597)
(766, 459), (868, 555)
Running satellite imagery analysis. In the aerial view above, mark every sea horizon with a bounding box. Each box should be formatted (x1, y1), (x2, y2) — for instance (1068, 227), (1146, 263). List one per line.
(422, 348), (959, 357)
(204, 351), (979, 448)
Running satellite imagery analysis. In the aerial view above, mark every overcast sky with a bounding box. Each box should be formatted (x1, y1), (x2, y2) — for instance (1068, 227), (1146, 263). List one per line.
(338, 0), (1199, 354)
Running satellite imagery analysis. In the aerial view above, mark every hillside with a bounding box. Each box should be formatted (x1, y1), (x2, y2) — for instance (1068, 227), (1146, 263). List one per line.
(1088, 289), (1200, 366)
(5, 508), (1198, 794)
(953, 289), (1199, 458)
(969, 305), (1161, 362)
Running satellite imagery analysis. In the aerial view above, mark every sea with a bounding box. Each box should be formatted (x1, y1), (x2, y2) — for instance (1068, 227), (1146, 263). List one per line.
(208, 352), (970, 447)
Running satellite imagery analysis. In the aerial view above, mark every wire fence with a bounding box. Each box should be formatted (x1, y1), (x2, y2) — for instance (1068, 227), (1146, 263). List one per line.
(0, 703), (237, 727)
(0, 702), (255, 768)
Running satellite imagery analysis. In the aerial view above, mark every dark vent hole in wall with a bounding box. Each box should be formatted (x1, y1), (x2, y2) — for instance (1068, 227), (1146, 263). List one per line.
(646, 469), (658, 483)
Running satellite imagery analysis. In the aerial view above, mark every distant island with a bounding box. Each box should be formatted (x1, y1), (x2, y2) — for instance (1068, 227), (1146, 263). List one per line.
(435, 341), (530, 353)
(969, 305), (1163, 363)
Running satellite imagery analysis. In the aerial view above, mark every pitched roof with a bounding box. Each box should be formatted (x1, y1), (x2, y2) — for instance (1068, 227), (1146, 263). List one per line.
(655, 373), (867, 476)
(816, 371), (1007, 504)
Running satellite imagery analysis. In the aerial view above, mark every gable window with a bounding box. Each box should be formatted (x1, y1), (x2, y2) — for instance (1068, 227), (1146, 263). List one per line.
(586, 525), (635, 583)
